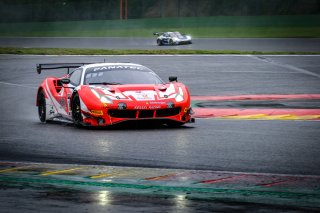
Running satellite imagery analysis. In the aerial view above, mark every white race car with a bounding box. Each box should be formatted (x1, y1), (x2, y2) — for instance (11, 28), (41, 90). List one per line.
(154, 32), (192, 46)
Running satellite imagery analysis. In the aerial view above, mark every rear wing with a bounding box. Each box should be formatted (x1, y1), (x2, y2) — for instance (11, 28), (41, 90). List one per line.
(153, 32), (165, 36)
(36, 63), (92, 74)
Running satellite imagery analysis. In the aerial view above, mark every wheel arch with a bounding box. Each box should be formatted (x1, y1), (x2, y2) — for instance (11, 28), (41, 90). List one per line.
(157, 39), (162, 46)
(36, 87), (45, 106)
(69, 89), (79, 109)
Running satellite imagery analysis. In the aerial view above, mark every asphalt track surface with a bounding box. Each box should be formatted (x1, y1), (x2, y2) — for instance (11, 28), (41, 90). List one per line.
(0, 54), (320, 212)
(1, 37), (320, 51)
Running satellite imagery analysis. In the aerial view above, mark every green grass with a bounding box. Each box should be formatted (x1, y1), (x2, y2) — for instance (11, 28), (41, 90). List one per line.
(1, 47), (319, 55)
(1, 15), (319, 38)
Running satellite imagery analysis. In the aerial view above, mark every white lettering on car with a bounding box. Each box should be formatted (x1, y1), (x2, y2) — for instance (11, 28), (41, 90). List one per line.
(134, 106), (161, 110)
(93, 66), (143, 72)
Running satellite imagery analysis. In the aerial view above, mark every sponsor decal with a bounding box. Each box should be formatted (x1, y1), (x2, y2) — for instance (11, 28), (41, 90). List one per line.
(135, 91), (155, 100)
(57, 97), (66, 109)
(49, 106), (54, 115)
(134, 106), (161, 110)
(149, 101), (166, 105)
(93, 66), (143, 72)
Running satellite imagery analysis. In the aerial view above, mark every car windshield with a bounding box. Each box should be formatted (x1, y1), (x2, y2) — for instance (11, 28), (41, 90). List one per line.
(174, 32), (184, 39)
(84, 65), (164, 85)
(168, 32), (177, 38)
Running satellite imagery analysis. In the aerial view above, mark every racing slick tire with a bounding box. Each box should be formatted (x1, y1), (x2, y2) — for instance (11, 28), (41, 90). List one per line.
(71, 93), (83, 127)
(157, 39), (162, 46)
(37, 89), (46, 122)
(169, 39), (174, 45)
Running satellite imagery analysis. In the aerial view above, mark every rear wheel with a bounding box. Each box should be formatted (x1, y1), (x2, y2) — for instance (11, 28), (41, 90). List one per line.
(169, 39), (174, 45)
(38, 90), (46, 122)
(157, 39), (162, 46)
(72, 93), (83, 127)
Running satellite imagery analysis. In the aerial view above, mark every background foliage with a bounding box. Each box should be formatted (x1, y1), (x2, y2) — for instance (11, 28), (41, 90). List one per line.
(1, 0), (319, 23)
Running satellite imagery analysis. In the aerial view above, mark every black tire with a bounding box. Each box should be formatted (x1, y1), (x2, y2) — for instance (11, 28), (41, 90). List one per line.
(71, 93), (83, 127)
(189, 40), (192, 44)
(169, 39), (174, 45)
(38, 89), (46, 122)
(157, 39), (162, 46)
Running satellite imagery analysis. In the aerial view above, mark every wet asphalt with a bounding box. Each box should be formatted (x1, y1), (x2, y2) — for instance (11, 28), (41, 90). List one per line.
(1, 37), (320, 52)
(0, 54), (320, 212)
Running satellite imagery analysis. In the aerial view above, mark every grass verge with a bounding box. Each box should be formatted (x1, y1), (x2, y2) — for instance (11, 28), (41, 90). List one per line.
(1, 15), (319, 38)
(1, 47), (319, 55)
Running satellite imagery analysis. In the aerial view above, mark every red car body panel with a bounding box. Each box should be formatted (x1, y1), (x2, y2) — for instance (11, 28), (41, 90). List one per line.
(36, 63), (194, 127)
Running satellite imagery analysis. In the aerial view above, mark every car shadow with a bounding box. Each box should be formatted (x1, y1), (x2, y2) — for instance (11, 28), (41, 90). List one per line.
(42, 120), (195, 131)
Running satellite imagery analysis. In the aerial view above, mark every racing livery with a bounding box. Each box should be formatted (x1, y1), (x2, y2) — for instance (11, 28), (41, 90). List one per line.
(36, 63), (194, 127)
(153, 32), (192, 46)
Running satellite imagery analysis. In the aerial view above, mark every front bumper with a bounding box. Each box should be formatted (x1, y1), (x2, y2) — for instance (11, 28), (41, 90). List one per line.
(81, 106), (194, 126)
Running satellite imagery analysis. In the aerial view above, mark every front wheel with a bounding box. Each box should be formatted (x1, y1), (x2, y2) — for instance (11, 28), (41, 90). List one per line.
(38, 90), (46, 122)
(72, 93), (83, 127)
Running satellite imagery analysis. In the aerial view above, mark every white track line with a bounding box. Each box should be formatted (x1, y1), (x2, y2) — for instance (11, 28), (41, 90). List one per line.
(251, 55), (320, 78)
(0, 81), (37, 89)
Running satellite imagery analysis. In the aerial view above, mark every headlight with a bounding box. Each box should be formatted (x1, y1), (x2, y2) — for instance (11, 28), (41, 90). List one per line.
(175, 87), (184, 102)
(100, 96), (113, 104)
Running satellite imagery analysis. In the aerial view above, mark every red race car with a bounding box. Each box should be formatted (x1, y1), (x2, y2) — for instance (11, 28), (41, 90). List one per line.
(36, 63), (195, 127)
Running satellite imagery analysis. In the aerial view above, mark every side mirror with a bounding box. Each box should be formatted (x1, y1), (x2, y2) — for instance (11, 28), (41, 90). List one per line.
(60, 78), (71, 84)
(169, 76), (178, 82)
(36, 64), (41, 74)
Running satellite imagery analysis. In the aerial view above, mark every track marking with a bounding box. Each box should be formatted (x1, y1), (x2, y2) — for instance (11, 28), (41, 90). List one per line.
(1, 160), (320, 208)
(211, 114), (320, 120)
(251, 55), (320, 78)
(145, 173), (177, 181)
(2, 175), (319, 201)
(90, 172), (129, 179)
(41, 167), (84, 176)
(191, 94), (320, 120)
(223, 114), (267, 119)
(259, 179), (297, 187)
(0, 81), (37, 89)
(0, 166), (29, 173)
(293, 115), (320, 120)
(193, 108), (320, 120)
(263, 114), (298, 120)
(191, 94), (320, 101)
(200, 174), (247, 184)
(90, 173), (113, 179)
